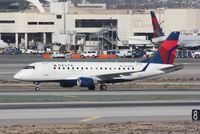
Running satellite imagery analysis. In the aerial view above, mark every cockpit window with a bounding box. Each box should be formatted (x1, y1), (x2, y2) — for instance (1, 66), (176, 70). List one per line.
(24, 66), (35, 69)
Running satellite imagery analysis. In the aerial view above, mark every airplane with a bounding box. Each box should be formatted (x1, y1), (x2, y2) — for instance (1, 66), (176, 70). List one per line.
(13, 32), (183, 91)
(150, 11), (200, 48)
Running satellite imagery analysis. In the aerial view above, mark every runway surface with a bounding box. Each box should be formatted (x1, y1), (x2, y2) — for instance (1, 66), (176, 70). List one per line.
(0, 89), (197, 125)
(0, 89), (199, 103)
(1, 90), (200, 95)
(0, 102), (198, 125)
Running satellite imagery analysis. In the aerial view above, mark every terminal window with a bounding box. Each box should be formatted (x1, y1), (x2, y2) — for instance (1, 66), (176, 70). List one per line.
(38, 22), (54, 25)
(75, 19), (117, 28)
(28, 22), (37, 25)
(56, 15), (62, 19)
(0, 20), (15, 24)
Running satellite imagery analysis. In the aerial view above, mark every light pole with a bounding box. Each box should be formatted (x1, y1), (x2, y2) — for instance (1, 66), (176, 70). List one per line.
(63, 0), (66, 34)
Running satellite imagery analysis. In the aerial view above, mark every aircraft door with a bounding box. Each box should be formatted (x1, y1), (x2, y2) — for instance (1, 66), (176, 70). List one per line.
(42, 63), (50, 77)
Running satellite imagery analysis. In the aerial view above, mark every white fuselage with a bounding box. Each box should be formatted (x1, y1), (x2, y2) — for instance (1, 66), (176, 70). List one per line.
(152, 35), (200, 48)
(13, 62), (173, 83)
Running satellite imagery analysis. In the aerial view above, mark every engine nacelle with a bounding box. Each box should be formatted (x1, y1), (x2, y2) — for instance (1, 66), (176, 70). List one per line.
(77, 77), (95, 87)
(60, 81), (76, 88)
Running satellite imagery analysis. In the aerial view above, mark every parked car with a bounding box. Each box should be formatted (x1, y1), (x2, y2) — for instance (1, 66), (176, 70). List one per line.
(145, 50), (155, 58)
(124, 50), (132, 58)
(25, 49), (37, 54)
(81, 51), (99, 58)
(3, 47), (21, 55)
(106, 50), (123, 57)
(106, 50), (132, 58)
(192, 51), (200, 58)
(51, 51), (65, 58)
(36, 50), (46, 54)
(132, 49), (145, 58)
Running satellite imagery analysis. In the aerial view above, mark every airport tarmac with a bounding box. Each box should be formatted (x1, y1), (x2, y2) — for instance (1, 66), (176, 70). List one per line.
(0, 101), (198, 125)
(0, 89), (197, 125)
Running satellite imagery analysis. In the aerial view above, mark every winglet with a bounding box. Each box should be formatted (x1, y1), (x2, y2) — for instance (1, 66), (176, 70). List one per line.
(150, 11), (164, 38)
(143, 32), (180, 64)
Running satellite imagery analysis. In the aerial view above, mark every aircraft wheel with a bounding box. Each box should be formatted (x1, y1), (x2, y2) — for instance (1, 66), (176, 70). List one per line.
(35, 86), (40, 91)
(195, 54), (200, 58)
(34, 82), (40, 91)
(100, 85), (107, 91)
(88, 86), (95, 90)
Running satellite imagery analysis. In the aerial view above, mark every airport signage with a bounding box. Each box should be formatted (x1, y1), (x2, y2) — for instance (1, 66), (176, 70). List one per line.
(192, 109), (200, 121)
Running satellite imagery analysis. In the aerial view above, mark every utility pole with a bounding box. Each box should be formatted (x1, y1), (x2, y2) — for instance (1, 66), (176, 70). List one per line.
(63, 0), (66, 34)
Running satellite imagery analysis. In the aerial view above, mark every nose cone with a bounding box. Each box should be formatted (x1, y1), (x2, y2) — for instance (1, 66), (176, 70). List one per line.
(13, 71), (24, 80)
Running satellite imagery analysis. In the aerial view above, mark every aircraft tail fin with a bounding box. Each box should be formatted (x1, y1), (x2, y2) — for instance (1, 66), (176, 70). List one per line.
(150, 11), (164, 38)
(143, 31), (180, 64)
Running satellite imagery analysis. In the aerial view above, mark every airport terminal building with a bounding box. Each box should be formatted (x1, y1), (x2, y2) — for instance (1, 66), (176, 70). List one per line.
(1, 0), (200, 51)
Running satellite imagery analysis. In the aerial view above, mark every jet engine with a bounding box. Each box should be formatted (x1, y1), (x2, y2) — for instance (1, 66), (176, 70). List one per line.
(77, 77), (96, 87)
(60, 81), (76, 87)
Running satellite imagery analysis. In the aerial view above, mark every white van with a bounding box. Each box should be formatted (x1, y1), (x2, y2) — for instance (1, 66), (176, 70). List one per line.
(81, 51), (99, 58)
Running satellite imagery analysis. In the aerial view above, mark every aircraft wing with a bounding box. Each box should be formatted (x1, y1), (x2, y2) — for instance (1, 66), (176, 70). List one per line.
(95, 71), (135, 81)
(160, 64), (183, 73)
(93, 63), (150, 82)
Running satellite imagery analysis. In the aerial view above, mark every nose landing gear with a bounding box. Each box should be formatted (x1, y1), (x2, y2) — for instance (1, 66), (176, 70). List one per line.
(34, 82), (40, 91)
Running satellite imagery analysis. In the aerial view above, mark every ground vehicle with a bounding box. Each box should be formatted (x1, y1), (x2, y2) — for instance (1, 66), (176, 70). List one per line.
(36, 50), (46, 54)
(192, 51), (200, 58)
(145, 50), (155, 58)
(3, 47), (21, 55)
(132, 49), (145, 58)
(26, 49), (37, 54)
(106, 50), (132, 58)
(124, 50), (132, 58)
(81, 51), (99, 58)
(106, 50), (122, 57)
(51, 51), (65, 58)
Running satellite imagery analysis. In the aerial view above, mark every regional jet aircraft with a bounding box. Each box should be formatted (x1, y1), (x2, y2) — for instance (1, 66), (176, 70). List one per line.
(151, 11), (200, 48)
(14, 32), (183, 91)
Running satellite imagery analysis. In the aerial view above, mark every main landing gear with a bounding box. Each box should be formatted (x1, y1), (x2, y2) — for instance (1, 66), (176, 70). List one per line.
(87, 84), (108, 91)
(100, 84), (107, 91)
(88, 85), (95, 91)
(34, 82), (40, 91)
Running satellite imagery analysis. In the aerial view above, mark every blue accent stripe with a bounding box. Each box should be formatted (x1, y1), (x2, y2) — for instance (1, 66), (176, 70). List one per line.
(166, 32), (180, 41)
(141, 63), (150, 71)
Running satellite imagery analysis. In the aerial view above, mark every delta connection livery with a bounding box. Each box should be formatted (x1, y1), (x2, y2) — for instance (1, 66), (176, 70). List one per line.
(150, 11), (200, 48)
(14, 32), (183, 91)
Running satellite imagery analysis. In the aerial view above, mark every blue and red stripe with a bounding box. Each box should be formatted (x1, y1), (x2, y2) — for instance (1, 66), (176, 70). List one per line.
(144, 32), (180, 64)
